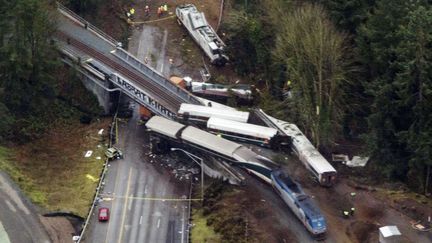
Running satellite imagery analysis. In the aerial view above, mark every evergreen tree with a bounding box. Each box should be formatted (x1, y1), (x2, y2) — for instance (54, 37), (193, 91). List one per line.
(0, 0), (59, 140)
(359, 0), (432, 185)
(317, 0), (376, 33)
(223, 8), (274, 82)
(356, 0), (412, 178)
(394, 6), (432, 191)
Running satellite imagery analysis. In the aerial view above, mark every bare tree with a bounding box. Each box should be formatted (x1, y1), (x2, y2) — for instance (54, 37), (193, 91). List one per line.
(270, 2), (350, 148)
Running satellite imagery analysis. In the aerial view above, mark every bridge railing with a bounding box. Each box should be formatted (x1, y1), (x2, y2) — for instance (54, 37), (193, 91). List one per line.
(57, 2), (203, 107)
(114, 48), (202, 105)
(57, 2), (118, 47)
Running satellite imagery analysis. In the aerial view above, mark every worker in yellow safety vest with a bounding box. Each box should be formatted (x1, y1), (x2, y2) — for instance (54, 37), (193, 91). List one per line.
(164, 4), (168, 12)
(286, 80), (292, 91)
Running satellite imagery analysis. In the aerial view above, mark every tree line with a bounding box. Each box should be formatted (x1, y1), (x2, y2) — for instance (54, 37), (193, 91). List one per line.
(223, 0), (432, 192)
(0, 0), (103, 143)
(0, 0), (59, 141)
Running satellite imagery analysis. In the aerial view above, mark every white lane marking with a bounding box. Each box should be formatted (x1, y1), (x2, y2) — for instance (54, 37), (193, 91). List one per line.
(0, 220), (11, 243)
(4, 200), (16, 213)
(128, 193), (133, 211)
(139, 215), (143, 225)
(180, 206), (186, 243)
(144, 184), (148, 194)
(157, 218), (161, 228)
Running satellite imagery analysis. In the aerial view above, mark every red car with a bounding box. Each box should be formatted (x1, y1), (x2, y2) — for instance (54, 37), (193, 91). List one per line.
(98, 207), (110, 222)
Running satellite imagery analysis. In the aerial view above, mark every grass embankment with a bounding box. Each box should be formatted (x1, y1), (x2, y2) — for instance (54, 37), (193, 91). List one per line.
(191, 209), (221, 243)
(0, 119), (111, 217)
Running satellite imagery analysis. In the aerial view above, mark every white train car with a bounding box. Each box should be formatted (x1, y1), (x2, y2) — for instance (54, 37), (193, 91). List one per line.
(180, 125), (244, 159)
(178, 103), (249, 123)
(176, 4), (229, 66)
(262, 111), (337, 186)
(207, 117), (278, 147)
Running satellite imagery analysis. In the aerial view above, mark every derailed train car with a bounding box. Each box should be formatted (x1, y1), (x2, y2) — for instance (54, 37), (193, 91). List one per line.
(145, 116), (327, 238)
(177, 104), (291, 149)
(176, 4), (229, 66)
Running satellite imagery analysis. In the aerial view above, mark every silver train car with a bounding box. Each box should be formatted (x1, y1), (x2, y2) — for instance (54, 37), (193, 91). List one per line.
(207, 117), (290, 149)
(265, 113), (337, 187)
(145, 116), (273, 182)
(177, 103), (250, 123)
(145, 116), (327, 237)
(176, 4), (229, 66)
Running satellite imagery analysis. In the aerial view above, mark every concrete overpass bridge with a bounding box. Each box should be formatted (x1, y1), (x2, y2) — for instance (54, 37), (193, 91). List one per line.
(55, 3), (202, 118)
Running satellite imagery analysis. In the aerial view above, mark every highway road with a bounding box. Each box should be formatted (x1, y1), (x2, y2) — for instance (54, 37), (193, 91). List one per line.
(0, 172), (51, 243)
(84, 103), (191, 243)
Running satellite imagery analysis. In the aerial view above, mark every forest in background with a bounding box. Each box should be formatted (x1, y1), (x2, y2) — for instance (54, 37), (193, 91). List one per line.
(0, 0), (107, 144)
(223, 0), (432, 193)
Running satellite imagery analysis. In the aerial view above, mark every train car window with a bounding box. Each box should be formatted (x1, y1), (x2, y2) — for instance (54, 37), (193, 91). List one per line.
(308, 165), (319, 177)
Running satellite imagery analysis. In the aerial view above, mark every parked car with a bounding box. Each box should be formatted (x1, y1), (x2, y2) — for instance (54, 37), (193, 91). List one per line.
(105, 147), (123, 160)
(98, 207), (110, 222)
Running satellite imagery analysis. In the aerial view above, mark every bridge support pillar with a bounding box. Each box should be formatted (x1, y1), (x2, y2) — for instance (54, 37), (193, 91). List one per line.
(81, 75), (113, 114)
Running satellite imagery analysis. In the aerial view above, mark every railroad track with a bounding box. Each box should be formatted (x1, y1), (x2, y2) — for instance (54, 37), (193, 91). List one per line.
(56, 31), (182, 113)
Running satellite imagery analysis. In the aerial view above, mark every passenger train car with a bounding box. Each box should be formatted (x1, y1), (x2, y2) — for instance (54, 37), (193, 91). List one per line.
(206, 117), (290, 149)
(145, 116), (273, 182)
(176, 4), (229, 66)
(177, 103), (249, 123)
(271, 170), (327, 238)
(265, 113), (337, 187)
(145, 116), (327, 237)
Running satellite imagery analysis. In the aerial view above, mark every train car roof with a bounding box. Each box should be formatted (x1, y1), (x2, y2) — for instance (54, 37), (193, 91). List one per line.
(145, 116), (185, 139)
(271, 120), (336, 174)
(178, 103), (249, 123)
(207, 117), (278, 139)
(272, 170), (322, 218)
(181, 126), (242, 158)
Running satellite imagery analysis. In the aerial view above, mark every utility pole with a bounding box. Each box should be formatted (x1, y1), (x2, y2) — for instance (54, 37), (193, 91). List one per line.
(425, 165), (430, 195)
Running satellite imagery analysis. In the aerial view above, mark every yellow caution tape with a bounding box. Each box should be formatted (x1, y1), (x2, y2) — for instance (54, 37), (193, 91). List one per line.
(129, 15), (176, 25)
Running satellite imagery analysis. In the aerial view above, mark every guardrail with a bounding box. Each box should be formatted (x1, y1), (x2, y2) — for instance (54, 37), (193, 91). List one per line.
(58, 2), (203, 107)
(113, 49), (202, 105)
(76, 115), (117, 243)
(57, 2), (118, 47)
